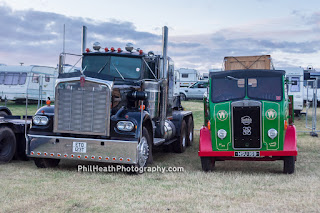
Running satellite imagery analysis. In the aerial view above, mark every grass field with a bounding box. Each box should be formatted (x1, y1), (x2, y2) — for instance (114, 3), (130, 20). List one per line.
(0, 101), (320, 212)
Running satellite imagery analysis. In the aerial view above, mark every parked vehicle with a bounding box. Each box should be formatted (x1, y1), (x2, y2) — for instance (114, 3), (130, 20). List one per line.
(0, 65), (57, 102)
(180, 81), (208, 101)
(304, 67), (320, 102)
(177, 68), (199, 87)
(0, 106), (30, 163)
(27, 26), (194, 170)
(199, 69), (297, 174)
(284, 67), (304, 115)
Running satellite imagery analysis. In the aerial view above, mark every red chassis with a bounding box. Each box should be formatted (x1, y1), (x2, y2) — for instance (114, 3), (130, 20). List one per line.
(198, 125), (298, 161)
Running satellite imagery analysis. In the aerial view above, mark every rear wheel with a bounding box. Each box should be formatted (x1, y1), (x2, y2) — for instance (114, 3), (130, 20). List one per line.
(34, 158), (60, 168)
(174, 120), (187, 153)
(186, 117), (194, 146)
(201, 157), (215, 172)
(180, 93), (187, 101)
(0, 127), (16, 163)
(283, 156), (295, 174)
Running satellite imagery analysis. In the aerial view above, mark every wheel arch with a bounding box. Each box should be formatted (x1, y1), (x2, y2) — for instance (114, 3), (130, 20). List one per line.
(0, 106), (12, 116)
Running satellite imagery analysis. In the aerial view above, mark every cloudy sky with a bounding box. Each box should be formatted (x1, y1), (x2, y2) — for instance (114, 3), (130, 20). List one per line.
(0, 0), (320, 71)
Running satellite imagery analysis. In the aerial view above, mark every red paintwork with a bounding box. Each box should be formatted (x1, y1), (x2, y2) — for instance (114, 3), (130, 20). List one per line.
(198, 125), (297, 160)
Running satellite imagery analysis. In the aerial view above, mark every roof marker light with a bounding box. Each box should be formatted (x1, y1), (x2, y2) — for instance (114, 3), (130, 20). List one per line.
(64, 154), (68, 158)
(106, 157), (109, 160)
(91, 156), (95, 160)
(105, 47), (109, 52)
(57, 153), (61, 157)
(111, 47), (115, 52)
(37, 152), (41, 156)
(85, 48), (90, 53)
(98, 156), (102, 160)
(117, 48), (122, 53)
(139, 49), (143, 55)
(44, 152), (48, 156)
(30, 151), (34, 155)
(50, 153), (54, 157)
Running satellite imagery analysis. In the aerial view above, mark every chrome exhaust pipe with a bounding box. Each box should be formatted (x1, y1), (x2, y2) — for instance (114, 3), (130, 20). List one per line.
(81, 26), (87, 53)
(160, 26), (169, 136)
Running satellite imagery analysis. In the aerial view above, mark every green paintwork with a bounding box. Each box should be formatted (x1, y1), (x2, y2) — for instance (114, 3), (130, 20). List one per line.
(206, 74), (289, 151)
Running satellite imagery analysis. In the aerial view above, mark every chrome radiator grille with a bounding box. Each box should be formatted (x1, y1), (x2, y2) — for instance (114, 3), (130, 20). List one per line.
(54, 80), (111, 136)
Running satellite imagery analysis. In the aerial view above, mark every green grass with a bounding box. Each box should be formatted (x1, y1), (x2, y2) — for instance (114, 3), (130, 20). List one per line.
(0, 101), (320, 212)
(2, 101), (39, 117)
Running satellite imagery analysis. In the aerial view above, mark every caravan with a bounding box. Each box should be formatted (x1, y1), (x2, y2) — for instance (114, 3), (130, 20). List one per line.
(177, 68), (199, 87)
(0, 65), (57, 102)
(284, 67), (304, 115)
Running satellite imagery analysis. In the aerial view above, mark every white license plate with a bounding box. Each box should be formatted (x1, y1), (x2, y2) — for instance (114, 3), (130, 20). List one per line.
(73, 142), (87, 153)
(234, 151), (260, 157)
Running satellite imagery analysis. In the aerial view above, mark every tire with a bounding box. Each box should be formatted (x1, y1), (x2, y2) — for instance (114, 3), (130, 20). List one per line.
(0, 111), (8, 117)
(34, 158), (60, 168)
(174, 120), (187, 153)
(283, 156), (295, 174)
(186, 117), (194, 146)
(137, 127), (153, 169)
(0, 127), (16, 163)
(201, 157), (215, 172)
(180, 93), (187, 101)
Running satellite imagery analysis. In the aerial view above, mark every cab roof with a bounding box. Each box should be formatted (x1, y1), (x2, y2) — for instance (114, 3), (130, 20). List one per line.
(210, 69), (285, 78)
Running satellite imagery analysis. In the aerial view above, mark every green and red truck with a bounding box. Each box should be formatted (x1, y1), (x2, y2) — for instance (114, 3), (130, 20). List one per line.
(199, 69), (297, 174)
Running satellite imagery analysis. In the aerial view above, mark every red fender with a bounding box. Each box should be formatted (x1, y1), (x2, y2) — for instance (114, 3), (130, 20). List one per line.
(199, 125), (298, 158)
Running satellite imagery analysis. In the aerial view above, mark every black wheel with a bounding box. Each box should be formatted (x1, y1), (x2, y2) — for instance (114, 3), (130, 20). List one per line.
(201, 157), (215, 172)
(186, 117), (194, 146)
(180, 93), (187, 101)
(0, 127), (16, 163)
(34, 158), (60, 168)
(174, 120), (187, 153)
(0, 111), (8, 117)
(137, 127), (153, 169)
(283, 156), (295, 174)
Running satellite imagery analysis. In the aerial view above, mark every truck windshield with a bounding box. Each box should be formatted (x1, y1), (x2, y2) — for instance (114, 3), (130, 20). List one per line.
(211, 77), (246, 102)
(211, 73), (283, 102)
(82, 55), (141, 80)
(247, 76), (282, 101)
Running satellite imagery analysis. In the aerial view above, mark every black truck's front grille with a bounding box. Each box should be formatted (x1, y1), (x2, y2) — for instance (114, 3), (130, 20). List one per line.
(54, 80), (111, 136)
(233, 105), (261, 149)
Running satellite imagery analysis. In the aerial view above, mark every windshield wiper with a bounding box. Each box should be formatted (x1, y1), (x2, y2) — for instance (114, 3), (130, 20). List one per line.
(111, 62), (125, 80)
(97, 60), (109, 74)
(226, 76), (239, 81)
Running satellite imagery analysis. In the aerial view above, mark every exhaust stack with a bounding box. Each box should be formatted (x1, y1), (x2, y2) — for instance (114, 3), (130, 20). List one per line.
(160, 26), (169, 136)
(81, 26), (87, 53)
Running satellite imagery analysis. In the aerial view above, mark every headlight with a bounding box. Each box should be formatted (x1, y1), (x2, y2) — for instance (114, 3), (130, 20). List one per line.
(268, 128), (278, 139)
(33, 116), (49, 126)
(117, 121), (134, 131)
(217, 129), (227, 139)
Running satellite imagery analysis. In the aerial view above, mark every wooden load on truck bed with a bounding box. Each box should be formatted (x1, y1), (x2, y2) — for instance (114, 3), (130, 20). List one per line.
(224, 55), (272, 70)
